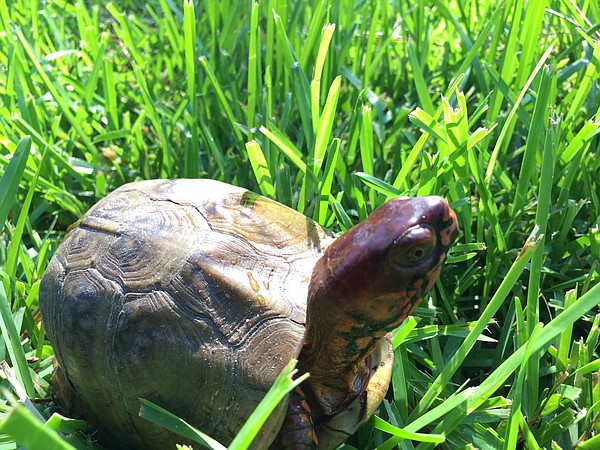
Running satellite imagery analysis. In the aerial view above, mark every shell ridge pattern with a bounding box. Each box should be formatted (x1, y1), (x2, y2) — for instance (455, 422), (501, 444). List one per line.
(54, 263), (141, 444)
(166, 258), (238, 348)
(228, 314), (299, 349)
(105, 298), (140, 442)
(81, 195), (208, 297)
(183, 223), (311, 344)
(192, 258), (298, 348)
(184, 197), (292, 261)
(77, 221), (122, 238)
(163, 244), (300, 361)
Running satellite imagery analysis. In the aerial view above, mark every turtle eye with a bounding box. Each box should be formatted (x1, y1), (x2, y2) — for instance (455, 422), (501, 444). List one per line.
(389, 226), (436, 268)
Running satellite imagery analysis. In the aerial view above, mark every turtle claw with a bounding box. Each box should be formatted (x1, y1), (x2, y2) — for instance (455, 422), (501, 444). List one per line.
(271, 387), (318, 450)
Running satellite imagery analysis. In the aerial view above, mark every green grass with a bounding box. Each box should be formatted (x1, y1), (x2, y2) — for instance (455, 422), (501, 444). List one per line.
(1, 0), (600, 448)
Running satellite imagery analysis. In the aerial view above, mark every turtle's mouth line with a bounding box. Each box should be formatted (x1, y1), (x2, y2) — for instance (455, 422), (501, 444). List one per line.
(440, 208), (460, 248)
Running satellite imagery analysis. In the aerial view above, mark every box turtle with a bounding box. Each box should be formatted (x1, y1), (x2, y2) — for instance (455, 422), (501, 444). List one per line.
(39, 179), (458, 449)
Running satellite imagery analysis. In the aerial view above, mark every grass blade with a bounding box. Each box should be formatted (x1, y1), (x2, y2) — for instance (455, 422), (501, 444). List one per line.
(0, 136), (31, 230)
(229, 360), (308, 450)
(246, 140), (275, 197)
(183, 0), (199, 177)
(247, 0), (260, 133)
(5, 146), (46, 284)
(139, 400), (227, 450)
(0, 283), (35, 397)
(311, 23), (335, 131)
(0, 401), (75, 450)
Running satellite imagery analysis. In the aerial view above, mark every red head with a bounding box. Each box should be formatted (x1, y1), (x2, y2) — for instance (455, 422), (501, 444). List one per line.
(308, 196), (459, 334)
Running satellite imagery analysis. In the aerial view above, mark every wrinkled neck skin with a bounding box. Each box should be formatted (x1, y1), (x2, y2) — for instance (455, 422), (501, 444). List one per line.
(299, 250), (430, 416)
(297, 269), (420, 417)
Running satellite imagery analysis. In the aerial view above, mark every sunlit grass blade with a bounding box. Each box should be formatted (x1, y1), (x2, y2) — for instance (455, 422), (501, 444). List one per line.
(372, 416), (445, 445)
(0, 400), (75, 450)
(564, 40), (600, 126)
(259, 124), (306, 175)
(392, 74), (464, 193)
(408, 108), (448, 142)
(515, 0), (550, 89)
(44, 413), (86, 437)
(229, 360), (308, 450)
(0, 284), (36, 397)
(0, 136), (31, 229)
(556, 289), (578, 373)
(331, 199), (354, 232)
(183, 0), (199, 178)
(247, 0), (260, 133)
(303, 75), (341, 207)
(355, 173), (401, 198)
(0, 0), (9, 31)
(310, 23), (335, 131)
(359, 105), (376, 207)
(139, 400), (227, 450)
(315, 138), (339, 224)
(246, 140), (275, 198)
(441, 95), (467, 152)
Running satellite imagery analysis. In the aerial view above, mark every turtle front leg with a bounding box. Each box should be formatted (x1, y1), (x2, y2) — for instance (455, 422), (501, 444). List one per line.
(271, 388), (318, 449)
(52, 364), (88, 420)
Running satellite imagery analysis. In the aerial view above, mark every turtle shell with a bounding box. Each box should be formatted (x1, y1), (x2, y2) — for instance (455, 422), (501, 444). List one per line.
(40, 179), (336, 449)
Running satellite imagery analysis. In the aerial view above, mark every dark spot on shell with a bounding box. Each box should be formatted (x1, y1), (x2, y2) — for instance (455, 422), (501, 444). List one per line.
(204, 201), (219, 218)
(240, 191), (260, 207)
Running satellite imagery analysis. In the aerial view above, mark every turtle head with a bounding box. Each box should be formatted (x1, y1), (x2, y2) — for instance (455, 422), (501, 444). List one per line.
(303, 196), (458, 390)
(309, 196), (458, 331)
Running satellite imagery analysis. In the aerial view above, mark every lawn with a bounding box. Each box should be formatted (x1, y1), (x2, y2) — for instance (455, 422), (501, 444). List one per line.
(1, 0), (600, 448)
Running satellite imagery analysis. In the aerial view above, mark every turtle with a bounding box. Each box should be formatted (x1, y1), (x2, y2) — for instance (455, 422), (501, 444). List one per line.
(39, 178), (458, 449)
